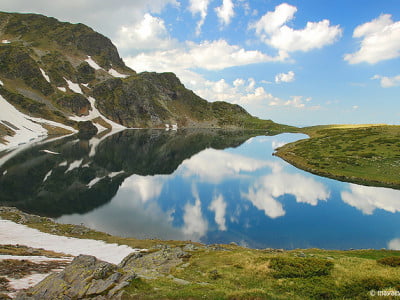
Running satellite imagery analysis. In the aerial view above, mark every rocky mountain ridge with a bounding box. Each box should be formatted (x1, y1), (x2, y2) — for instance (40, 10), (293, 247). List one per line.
(0, 11), (292, 151)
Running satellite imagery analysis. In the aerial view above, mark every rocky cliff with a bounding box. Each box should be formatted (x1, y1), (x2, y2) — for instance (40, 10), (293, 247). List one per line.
(0, 11), (292, 151)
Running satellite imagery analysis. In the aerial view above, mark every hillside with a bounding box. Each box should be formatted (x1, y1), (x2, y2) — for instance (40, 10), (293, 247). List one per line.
(275, 124), (400, 189)
(0, 11), (293, 151)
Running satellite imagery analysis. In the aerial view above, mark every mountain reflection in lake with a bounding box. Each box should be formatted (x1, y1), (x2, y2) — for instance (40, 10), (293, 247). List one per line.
(1, 129), (400, 250)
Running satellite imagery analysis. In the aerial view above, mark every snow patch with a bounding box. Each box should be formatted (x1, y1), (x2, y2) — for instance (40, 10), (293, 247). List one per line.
(0, 219), (139, 264)
(58, 161), (68, 167)
(92, 122), (107, 133)
(40, 68), (50, 83)
(87, 176), (105, 188)
(64, 78), (82, 94)
(57, 87), (66, 92)
(2, 39), (10, 44)
(43, 170), (52, 182)
(26, 115), (77, 134)
(85, 56), (102, 70)
(108, 68), (128, 78)
(7, 273), (51, 292)
(65, 159), (83, 173)
(109, 171), (124, 178)
(0, 79), (3, 86)
(40, 149), (60, 155)
(69, 96), (126, 130)
(0, 255), (72, 263)
(0, 95), (47, 151)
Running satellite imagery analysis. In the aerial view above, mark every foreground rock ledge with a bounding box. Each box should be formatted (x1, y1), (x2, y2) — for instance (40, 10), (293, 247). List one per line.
(16, 246), (191, 299)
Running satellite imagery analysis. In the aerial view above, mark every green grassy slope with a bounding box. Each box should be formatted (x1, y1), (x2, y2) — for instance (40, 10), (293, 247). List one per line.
(275, 124), (400, 189)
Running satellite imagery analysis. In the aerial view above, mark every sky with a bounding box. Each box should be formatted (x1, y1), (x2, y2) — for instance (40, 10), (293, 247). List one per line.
(0, 0), (399, 126)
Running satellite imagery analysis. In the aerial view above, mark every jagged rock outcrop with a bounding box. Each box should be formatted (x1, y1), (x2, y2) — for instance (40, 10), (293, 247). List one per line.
(15, 255), (136, 299)
(119, 246), (191, 279)
(16, 247), (192, 300)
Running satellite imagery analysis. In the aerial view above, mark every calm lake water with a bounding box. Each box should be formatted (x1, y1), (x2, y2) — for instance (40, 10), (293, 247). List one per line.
(1, 129), (400, 250)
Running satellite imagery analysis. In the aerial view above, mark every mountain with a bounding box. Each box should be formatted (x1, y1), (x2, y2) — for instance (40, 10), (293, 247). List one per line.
(0, 11), (293, 150)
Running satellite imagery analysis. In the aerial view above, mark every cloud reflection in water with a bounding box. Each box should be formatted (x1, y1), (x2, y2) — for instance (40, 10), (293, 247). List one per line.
(243, 168), (330, 218)
(341, 184), (400, 215)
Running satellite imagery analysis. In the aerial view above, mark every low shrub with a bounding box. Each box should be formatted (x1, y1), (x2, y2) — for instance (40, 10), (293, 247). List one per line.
(269, 257), (334, 278)
(377, 256), (400, 267)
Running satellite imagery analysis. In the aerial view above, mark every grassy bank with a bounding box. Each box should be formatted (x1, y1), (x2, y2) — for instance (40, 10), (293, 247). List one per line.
(275, 124), (400, 189)
(1, 207), (400, 299)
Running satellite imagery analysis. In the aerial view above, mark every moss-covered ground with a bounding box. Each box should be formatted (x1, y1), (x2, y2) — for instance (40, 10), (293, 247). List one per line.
(275, 124), (400, 189)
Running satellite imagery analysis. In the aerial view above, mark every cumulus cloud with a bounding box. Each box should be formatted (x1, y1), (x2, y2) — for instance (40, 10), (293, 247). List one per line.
(115, 13), (176, 52)
(125, 39), (284, 72)
(388, 238), (400, 250)
(215, 0), (235, 26)
(250, 3), (342, 54)
(341, 184), (400, 215)
(275, 70), (295, 83)
(371, 74), (400, 88)
(344, 14), (400, 64)
(208, 194), (228, 231)
(189, 0), (210, 35)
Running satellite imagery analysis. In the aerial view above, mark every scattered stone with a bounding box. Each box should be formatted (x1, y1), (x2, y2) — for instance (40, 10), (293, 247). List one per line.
(173, 277), (190, 285)
(298, 252), (306, 258)
(206, 245), (230, 251)
(183, 244), (199, 251)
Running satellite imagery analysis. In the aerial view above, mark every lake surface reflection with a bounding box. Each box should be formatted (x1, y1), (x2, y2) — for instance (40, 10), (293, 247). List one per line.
(1, 129), (400, 250)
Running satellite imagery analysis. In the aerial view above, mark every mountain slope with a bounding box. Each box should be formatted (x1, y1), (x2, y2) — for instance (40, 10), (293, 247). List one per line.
(0, 11), (293, 151)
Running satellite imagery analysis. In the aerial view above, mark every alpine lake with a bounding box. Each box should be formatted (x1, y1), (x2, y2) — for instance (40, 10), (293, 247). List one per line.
(1, 129), (400, 250)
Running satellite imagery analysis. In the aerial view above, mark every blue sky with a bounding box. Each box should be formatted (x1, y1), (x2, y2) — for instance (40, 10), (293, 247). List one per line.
(1, 0), (399, 126)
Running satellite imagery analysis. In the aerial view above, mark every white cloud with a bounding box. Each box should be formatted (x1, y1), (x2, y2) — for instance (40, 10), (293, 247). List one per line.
(208, 194), (227, 231)
(372, 74), (400, 88)
(182, 186), (208, 241)
(388, 238), (400, 250)
(215, 0), (235, 26)
(341, 184), (400, 215)
(250, 3), (342, 54)
(125, 39), (284, 72)
(275, 70), (295, 83)
(344, 14), (400, 64)
(242, 169), (330, 218)
(189, 0), (210, 35)
(115, 13), (176, 52)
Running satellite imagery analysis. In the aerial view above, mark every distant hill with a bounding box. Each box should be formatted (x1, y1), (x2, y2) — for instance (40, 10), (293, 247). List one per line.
(0, 11), (293, 150)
